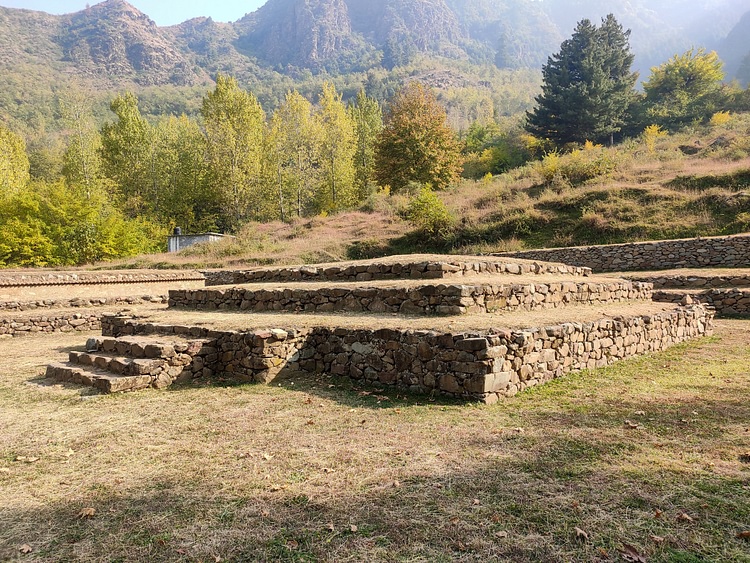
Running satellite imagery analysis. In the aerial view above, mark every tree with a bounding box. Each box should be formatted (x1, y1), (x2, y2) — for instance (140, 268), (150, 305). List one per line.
(348, 89), (383, 197)
(201, 74), (265, 230)
(374, 82), (462, 192)
(0, 123), (30, 195)
(60, 90), (102, 194)
(268, 90), (322, 219)
(316, 83), (357, 213)
(100, 92), (152, 215)
(642, 48), (726, 130)
(525, 15), (637, 146)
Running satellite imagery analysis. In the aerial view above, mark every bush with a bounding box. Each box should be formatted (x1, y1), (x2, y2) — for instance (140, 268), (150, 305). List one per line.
(405, 185), (455, 237)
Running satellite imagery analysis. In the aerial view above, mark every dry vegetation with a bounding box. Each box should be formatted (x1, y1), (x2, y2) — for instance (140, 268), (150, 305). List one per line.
(1, 320), (749, 562)
(96, 117), (750, 272)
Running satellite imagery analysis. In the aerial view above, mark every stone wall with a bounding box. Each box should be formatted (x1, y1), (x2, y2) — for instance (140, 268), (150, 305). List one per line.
(0, 295), (168, 312)
(102, 304), (712, 403)
(653, 289), (750, 316)
(0, 312), (105, 337)
(628, 273), (750, 289)
(0, 270), (204, 287)
(169, 280), (652, 316)
(495, 233), (750, 272)
(205, 259), (591, 286)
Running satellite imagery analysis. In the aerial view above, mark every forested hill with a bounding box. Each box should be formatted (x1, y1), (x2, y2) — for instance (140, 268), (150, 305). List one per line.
(1, 0), (749, 88)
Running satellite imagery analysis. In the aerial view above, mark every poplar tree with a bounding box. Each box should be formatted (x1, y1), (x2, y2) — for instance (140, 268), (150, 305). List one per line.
(374, 82), (462, 192)
(525, 14), (637, 146)
(0, 123), (30, 195)
(348, 89), (382, 197)
(317, 83), (356, 212)
(201, 74), (265, 230)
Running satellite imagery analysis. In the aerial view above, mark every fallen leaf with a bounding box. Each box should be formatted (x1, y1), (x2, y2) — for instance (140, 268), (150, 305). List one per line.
(15, 456), (39, 463)
(634, 410), (646, 416)
(736, 531), (750, 539)
(19, 544), (32, 554)
(286, 540), (299, 549)
(513, 427), (524, 433)
(360, 419), (366, 425)
(450, 516), (460, 525)
(261, 510), (271, 518)
(326, 522), (335, 532)
(269, 484), (284, 492)
(262, 453), (274, 461)
(574, 527), (589, 542)
(306, 419), (315, 425)
(651, 535), (665, 544)
(654, 509), (663, 519)
(494, 531), (508, 539)
(597, 547), (609, 557)
(473, 499), (481, 506)
(375, 395), (390, 401)
(303, 397), (313, 404)
(349, 524), (358, 533)
(677, 512), (694, 522)
(618, 543), (647, 562)
(393, 480), (401, 488)
(624, 420), (640, 430)
(64, 449), (75, 458)
(358, 391), (371, 396)
(78, 507), (96, 519)
(455, 541), (467, 551)
(214, 556), (222, 563)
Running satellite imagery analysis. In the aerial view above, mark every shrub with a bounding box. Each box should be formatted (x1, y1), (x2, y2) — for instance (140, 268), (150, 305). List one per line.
(405, 184), (455, 237)
(709, 111), (732, 127)
(642, 124), (668, 153)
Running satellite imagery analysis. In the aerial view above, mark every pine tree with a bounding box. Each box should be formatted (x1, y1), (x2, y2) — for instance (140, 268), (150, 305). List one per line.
(374, 82), (462, 193)
(525, 15), (637, 146)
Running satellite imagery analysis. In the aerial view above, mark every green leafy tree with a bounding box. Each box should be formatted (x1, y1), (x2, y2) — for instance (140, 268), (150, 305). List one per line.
(316, 83), (357, 213)
(100, 92), (152, 215)
(268, 90), (322, 219)
(0, 123), (30, 195)
(374, 82), (462, 193)
(201, 74), (265, 231)
(348, 89), (383, 197)
(525, 15), (637, 146)
(60, 90), (103, 194)
(642, 48), (727, 130)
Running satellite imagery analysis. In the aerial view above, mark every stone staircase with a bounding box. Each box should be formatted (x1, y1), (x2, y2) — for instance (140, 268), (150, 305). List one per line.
(45, 335), (211, 393)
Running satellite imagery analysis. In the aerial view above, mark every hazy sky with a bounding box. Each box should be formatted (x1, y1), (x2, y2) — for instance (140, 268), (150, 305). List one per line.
(0, 0), (267, 25)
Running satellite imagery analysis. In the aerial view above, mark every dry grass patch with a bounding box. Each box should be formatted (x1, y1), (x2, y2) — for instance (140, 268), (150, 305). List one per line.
(1, 320), (749, 561)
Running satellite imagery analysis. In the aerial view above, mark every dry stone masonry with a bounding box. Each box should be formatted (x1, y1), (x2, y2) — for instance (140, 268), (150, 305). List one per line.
(0, 270), (204, 287)
(0, 295), (168, 312)
(1, 312), (104, 337)
(495, 233), (750, 273)
(653, 289), (750, 316)
(204, 257), (591, 286)
(98, 305), (713, 401)
(169, 280), (652, 316)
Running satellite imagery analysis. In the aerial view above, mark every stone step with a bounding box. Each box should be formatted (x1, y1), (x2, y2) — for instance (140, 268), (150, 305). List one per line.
(84, 335), (209, 359)
(68, 351), (166, 376)
(45, 362), (153, 393)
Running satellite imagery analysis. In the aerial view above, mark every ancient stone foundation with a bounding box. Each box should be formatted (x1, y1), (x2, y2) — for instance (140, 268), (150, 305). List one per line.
(101, 305), (713, 402)
(202, 257), (591, 286)
(653, 289), (750, 316)
(0, 312), (105, 336)
(495, 233), (750, 272)
(169, 280), (652, 316)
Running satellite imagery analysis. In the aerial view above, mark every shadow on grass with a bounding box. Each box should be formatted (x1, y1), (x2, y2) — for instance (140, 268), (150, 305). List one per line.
(2, 439), (748, 563)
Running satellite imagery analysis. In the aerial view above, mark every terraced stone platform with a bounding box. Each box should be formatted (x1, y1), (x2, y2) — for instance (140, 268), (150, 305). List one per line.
(43, 255), (714, 401)
(202, 254), (591, 286)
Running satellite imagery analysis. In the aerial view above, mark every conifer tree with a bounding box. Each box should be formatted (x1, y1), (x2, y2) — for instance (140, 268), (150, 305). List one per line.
(526, 15), (637, 146)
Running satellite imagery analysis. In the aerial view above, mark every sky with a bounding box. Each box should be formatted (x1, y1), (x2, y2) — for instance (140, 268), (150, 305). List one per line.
(0, 0), (267, 25)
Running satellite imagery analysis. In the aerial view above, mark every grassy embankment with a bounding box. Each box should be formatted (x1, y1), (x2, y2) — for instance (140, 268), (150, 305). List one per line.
(106, 116), (750, 270)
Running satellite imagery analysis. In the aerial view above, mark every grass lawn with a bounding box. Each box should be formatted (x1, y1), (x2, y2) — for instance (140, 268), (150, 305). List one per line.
(1, 320), (749, 562)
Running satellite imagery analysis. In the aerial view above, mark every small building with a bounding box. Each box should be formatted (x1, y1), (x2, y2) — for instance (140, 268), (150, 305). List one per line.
(167, 228), (234, 253)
